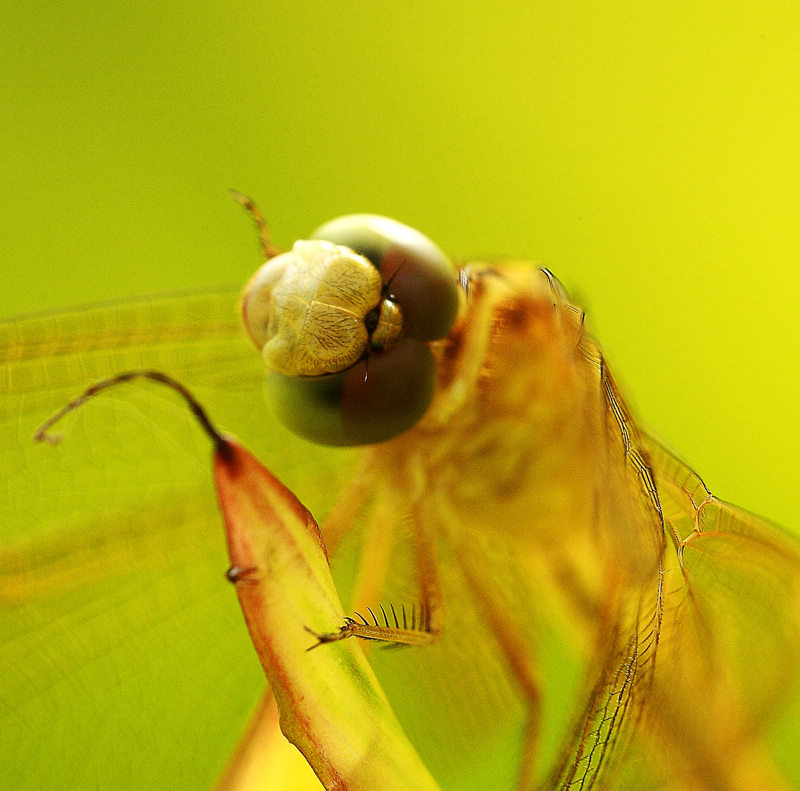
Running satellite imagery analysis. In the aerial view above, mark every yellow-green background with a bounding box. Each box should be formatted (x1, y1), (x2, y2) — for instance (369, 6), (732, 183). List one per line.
(3, 1), (799, 788)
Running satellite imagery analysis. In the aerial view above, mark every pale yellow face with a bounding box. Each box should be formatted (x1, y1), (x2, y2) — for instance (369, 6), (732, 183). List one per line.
(241, 239), (402, 377)
(237, 213), (460, 447)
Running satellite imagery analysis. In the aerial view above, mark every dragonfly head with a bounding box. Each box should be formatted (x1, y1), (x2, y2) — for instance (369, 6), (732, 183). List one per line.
(241, 214), (460, 446)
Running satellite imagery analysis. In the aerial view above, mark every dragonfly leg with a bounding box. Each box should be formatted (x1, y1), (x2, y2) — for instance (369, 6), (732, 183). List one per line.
(450, 536), (543, 790)
(348, 482), (401, 628)
(409, 498), (445, 638)
(308, 495), (443, 648)
(319, 451), (380, 555)
(230, 190), (283, 260)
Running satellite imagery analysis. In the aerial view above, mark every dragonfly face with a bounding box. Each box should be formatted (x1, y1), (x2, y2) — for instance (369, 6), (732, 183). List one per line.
(3, 210), (800, 791)
(241, 239), (402, 376)
(240, 214), (460, 447)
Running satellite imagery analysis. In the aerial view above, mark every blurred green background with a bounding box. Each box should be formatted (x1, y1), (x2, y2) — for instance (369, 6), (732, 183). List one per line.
(3, 2), (800, 788)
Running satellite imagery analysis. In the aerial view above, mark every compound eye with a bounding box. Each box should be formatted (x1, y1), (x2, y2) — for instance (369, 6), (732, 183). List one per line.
(311, 215), (460, 342)
(265, 339), (436, 446)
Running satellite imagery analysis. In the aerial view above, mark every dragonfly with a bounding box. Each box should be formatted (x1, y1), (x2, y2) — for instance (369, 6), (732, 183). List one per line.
(2, 199), (800, 791)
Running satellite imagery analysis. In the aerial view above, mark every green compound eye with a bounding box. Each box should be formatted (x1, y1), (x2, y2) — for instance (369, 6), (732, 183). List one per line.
(266, 339), (437, 446)
(241, 215), (459, 446)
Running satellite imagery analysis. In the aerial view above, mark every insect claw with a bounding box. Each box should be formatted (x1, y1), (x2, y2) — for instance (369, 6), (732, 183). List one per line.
(304, 619), (357, 650)
(458, 267), (470, 298)
(303, 625), (325, 650)
(225, 565), (258, 584)
(303, 625), (345, 651)
(35, 430), (63, 445)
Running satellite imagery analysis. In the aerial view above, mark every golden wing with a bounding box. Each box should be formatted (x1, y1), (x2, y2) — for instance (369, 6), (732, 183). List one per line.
(633, 436), (800, 790)
(5, 271), (799, 791)
(324, 262), (800, 791)
(547, 387), (800, 790)
(0, 285), (552, 791)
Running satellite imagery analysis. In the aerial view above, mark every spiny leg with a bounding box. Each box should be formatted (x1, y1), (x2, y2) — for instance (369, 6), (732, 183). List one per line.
(409, 498), (444, 638)
(308, 490), (443, 648)
(346, 480), (401, 632)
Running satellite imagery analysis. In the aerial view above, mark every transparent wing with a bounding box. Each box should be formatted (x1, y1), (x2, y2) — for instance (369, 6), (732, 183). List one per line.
(633, 436), (800, 789)
(519, 298), (800, 791)
(0, 287), (548, 791)
(0, 290), (359, 791)
(551, 429), (800, 791)
(537, 351), (669, 791)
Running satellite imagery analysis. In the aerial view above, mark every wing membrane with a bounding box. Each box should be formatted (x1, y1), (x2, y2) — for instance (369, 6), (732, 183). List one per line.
(0, 290), (357, 791)
(646, 437), (800, 732)
(573, 437), (800, 791)
(539, 320), (800, 790)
